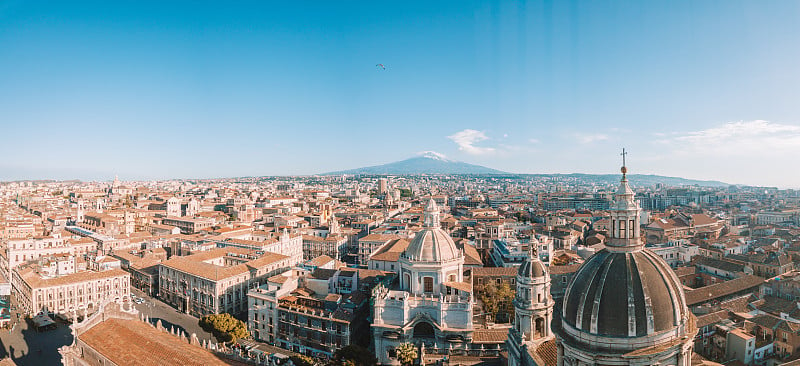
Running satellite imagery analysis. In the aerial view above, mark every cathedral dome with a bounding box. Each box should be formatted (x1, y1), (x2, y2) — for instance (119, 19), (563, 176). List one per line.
(405, 229), (460, 262)
(560, 157), (693, 352)
(562, 248), (689, 338)
(403, 199), (461, 262)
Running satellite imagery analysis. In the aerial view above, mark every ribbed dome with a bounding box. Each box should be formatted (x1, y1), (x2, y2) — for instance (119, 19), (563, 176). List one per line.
(403, 198), (461, 262)
(562, 248), (688, 338)
(518, 257), (547, 278)
(404, 228), (460, 262)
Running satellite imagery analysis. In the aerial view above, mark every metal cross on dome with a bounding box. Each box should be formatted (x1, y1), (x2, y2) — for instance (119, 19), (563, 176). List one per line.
(621, 148), (627, 167)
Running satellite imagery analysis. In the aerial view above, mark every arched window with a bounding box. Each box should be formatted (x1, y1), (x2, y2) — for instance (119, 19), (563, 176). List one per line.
(403, 273), (411, 291)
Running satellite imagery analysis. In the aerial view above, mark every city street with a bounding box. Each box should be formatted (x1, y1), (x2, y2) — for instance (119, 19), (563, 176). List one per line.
(130, 288), (217, 344)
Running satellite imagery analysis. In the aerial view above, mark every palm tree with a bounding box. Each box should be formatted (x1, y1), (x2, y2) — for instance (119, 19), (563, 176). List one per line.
(395, 343), (418, 366)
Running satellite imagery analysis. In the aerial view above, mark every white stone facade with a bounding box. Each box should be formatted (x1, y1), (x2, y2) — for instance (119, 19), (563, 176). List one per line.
(372, 200), (474, 365)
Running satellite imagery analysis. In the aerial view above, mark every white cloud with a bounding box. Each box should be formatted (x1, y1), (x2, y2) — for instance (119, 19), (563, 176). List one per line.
(447, 129), (496, 155)
(575, 133), (609, 144)
(664, 120), (800, 156)
(528, 138), (540, 143)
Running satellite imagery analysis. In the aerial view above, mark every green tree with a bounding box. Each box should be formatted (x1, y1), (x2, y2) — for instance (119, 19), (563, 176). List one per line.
(198, 313), (249, 343)
(290, 355), (315, 366)
(395, 343), (417, 366)
(496, 282), (516, 322)
(332, 345), (377, 366)
(479, 282), (516, 323)
(479, 283), (499, 318)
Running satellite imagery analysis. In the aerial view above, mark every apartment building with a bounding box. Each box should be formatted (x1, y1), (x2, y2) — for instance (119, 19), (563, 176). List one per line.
(248, 267), (389, 358)
(158, 248), (292, 317)
(112, 248), (167, 296)
(217, 232), (303, 267)
(161, 217), (215, 234)
(356, 234), (403, 266)
(1, 232), (96, 278)
(302, 234), (348, 261)
(12, 258), (130, 316)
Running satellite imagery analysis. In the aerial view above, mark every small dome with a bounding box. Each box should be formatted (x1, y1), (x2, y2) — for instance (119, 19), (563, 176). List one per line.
(518, 258), (547, 278)
(562, 249), (688, 338)
(404, 228), (460, 262)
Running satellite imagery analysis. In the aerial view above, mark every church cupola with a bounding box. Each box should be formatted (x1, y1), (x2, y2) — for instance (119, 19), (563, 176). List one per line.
(423, 199), (440, 228)
(607, 148), (644, 251)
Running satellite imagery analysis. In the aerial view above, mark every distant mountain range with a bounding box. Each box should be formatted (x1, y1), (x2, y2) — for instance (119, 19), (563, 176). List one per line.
(521, 173), (729, 187)
(323, 152), (507, 175)
(322, 152), (730, 187)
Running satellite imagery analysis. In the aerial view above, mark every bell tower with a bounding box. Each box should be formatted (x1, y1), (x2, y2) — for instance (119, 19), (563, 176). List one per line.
(507, 244), (555, 366)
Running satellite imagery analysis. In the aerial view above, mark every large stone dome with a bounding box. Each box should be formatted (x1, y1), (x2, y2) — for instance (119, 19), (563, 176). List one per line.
(404, 228), (460, 262)
(562, 248), (690, 342)
(556, 158), (696, 365)
(403, 199), (461, 262)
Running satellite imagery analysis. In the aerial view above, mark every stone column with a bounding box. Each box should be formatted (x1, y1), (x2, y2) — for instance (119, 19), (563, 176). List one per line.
(545, 312), (552, 338)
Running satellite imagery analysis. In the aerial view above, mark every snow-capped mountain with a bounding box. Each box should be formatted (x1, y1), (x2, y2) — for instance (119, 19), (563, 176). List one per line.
(323, 152), (506, 175)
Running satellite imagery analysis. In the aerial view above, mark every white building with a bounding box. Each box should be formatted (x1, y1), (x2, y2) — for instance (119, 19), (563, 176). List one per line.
(490, 235), (553, 268)
(247, 271), (301, 344)
(506, 246), (556, 366)
(755, 210), (798, 226)
(12, 258), (130, 317)
(649, 239), (700, 268)
(372, 200), (474, 365)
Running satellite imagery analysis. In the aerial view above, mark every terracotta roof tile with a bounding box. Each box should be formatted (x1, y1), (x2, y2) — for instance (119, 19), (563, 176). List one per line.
(471, 329), (508, 343)
(685, 275), (764, 306)
(80, 318), (235, 366)
(533, 338), (558, 366)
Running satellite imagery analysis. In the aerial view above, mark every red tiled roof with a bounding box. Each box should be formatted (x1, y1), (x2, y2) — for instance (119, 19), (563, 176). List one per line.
(80, 318), (236, 366)
(472, 329), (507, 344)
(534, 338), (558, 366)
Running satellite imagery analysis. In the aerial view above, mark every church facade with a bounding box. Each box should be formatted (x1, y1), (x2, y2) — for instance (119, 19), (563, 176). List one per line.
(372, 199), (475, 365)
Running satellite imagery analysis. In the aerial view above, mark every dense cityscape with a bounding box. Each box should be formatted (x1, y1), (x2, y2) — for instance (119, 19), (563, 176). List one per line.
(0, 159), (798, 365)
(3, 1), (799, 366)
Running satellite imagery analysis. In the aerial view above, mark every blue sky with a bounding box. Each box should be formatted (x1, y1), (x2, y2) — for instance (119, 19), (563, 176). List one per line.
(2, 1), (800, 187)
